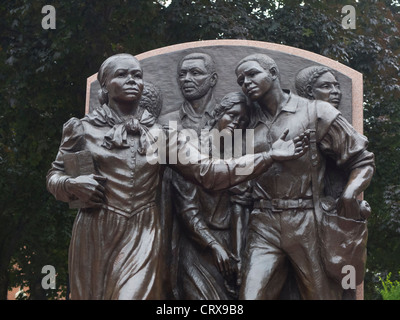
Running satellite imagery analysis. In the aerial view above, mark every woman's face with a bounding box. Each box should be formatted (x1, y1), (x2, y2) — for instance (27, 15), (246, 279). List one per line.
(105, 56), (144, 104)
(217, 102), (248, 134)
(311, 72), (341, 108)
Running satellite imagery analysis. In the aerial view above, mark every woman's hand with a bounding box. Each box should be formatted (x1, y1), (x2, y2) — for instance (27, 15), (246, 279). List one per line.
(270, 129), (309, 161)
(209, 241), (234, 278)
(65, 174), (107, 208)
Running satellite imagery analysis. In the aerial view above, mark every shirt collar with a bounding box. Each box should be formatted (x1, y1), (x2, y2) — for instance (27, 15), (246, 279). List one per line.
(249, 90), (298, 127)
(282, 90), (298, 113)
(179, 95), (215, 121)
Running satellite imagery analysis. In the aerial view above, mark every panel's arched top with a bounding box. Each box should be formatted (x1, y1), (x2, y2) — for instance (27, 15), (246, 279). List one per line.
(86, 40), (363, 133)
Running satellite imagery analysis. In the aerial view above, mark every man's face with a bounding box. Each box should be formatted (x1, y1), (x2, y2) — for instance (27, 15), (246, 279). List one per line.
(311, 72), (342, 108)
(106, 57), (144, 103)
(178, 59), (216, 101)
(236, 61), (275, 101)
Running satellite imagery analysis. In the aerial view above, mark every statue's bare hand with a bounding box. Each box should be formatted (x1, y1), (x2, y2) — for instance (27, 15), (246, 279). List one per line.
(337, 194), (360, 219)
(210, 241), (234, 278)
(270, 129), (309, 161)
(65, 174), (107, 207)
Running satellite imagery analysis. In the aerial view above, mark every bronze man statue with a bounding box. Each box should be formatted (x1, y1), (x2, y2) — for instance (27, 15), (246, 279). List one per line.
(235, 54), (375, 300)
(46, 53), (310, 300)
(158, 52), (218, 132)
(157, 52), (220, 299)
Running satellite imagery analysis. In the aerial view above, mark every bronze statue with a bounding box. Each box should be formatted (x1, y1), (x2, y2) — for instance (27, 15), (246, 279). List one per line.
(295, 65), (372, 299)
(295, 65), (346, 198)
(235, 54), (375, 300)
(157, 52), (220, 299)
(295, 65), (342, 109)
(172, 92), (250, 299)
(46, 53), (310, 300)
(158, 52), (218, 132)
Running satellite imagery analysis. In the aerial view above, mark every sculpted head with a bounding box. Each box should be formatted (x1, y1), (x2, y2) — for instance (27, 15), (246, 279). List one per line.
(139, 81), (163, 120)
(177, 52), (218, 101)
(212, 92), (249, 134)
(97, 53), (144, 106)
(235, 54), (280, 102)
(295, 65), (341, 108)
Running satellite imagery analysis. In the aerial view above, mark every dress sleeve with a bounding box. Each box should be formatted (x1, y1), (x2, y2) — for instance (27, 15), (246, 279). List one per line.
(319, 114), (375, 173)
(168, 128), (273, 191)
(171, 171), (217, 250)
(46, 117), (86, 202)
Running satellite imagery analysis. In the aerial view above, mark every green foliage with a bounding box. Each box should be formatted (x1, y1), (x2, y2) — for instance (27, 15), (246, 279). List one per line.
(379, 272), (400, 300)
(0, 0), (399, 299)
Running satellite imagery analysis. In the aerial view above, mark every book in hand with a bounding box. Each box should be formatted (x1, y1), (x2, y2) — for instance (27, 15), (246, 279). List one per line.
(63, 150), (96, 209)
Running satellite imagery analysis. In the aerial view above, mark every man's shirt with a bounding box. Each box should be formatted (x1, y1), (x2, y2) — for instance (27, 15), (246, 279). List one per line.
(246, 92), (374, 202)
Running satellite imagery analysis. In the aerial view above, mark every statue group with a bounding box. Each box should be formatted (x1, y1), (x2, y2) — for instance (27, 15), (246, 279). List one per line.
(47, 42), (375, 300)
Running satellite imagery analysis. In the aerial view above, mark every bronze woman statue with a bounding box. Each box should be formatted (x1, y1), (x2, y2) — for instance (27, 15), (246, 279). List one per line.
(172, 92), (250, 299)
(46, 53), (309, 300)
(295, 65), (342, 109)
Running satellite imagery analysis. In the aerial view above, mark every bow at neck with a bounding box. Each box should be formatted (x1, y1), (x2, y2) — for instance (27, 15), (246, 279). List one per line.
(83, 104), (157, 154)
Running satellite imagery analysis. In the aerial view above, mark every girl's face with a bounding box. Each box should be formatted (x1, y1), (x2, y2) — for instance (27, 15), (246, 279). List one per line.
(105, 57), (144, 104)
(217, 102), (248, 134)
(311, 72), (341, 108)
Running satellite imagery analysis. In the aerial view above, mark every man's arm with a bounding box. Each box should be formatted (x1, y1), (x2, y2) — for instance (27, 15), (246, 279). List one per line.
(318, 113), (375, 218)
(169, 128), (309, 191)
(337, 165), (374, 219)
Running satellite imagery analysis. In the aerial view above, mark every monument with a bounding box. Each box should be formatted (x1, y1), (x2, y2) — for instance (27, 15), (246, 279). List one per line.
(48, 40), (374, 300)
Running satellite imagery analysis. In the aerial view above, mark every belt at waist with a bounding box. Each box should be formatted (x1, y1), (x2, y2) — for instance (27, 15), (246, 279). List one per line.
(104, 202), (156, 218)
(254, 198), (314, 212)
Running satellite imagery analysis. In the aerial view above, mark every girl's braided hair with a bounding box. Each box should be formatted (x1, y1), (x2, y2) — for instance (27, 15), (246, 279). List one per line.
(295, 65), (336, 99)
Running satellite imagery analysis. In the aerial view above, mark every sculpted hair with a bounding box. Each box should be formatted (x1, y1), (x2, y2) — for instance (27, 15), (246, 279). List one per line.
(206, 92), (248, 129)
(177, 52), (217, 75)
(139, 81), (163, 119)
(295, 65), (336, 99)
(235, 53), (279, 77)
(97, 53), (141, 105)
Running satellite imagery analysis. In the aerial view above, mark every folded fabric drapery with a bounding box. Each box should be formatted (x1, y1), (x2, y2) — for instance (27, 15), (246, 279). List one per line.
(84, 104), (157, 155)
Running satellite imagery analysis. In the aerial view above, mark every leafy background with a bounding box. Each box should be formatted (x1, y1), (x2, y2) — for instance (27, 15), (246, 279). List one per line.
(0, 0), (399, 299)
